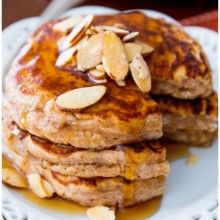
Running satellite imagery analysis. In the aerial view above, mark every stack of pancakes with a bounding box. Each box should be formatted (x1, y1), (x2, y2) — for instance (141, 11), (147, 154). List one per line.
(3, 11), (217, 208)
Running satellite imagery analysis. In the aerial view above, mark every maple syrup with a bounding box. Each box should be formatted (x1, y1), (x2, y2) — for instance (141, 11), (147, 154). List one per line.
(3, 156), (162, 219)
(163, 141), (190, 161)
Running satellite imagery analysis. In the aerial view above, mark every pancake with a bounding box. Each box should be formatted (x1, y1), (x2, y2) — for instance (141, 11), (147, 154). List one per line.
(154, 92), (218, 145)
(92, 12), (212, 99)
(3, 117), (169, 180)
(3, 137), (166, 208)
(4, 11), (212, 149)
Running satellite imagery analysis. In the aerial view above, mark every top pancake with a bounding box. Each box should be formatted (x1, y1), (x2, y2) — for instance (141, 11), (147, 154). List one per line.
(61, 11), (212, 99)
(4, 11), (211, 148)
(4, 12), (165, 149)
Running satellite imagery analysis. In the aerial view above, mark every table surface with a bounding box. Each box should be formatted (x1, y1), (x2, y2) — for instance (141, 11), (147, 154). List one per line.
(3, 0), (218, 31)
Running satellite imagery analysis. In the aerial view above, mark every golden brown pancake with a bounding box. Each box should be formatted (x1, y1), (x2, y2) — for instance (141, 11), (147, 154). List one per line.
(154, 92), (218, 145)
(4, 11), (212, 148)
(3, 116), (169, 180)
(4, 143), (166, 207)
(3, 120), (167, 207)
(92, 12), (212, 99)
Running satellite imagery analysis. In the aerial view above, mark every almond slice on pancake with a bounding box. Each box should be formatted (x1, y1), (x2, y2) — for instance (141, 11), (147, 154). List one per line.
(55, 46), (78, 67)
(102, 32), (129, 81)
(130, 53), (151, 92)
(77, 33), (104, 70)
(56, 85), (106, 111)
(123, 31), (139, 42)
(96, 25), (129, 36)
(88, 68), (107, 84)
(124, 42), (142, 62)
(135, 40), (154, 54)
(59, 14), (94, 51)
(53, 16), (83, 32)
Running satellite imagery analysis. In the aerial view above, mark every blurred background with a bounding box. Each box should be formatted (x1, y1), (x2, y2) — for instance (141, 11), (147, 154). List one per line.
(3, 0), (218, 30)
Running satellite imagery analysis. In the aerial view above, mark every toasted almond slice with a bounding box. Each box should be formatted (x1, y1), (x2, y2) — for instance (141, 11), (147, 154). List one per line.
(53, 16), (83, 32)
(2, 168), (28, 188)
(89, 68), (106, 80)
(116, 80), (126, 86)
(102, 32), (129, 81)
(89, 77), (107, 84)
(56, 85), (106, 111)
(57, 36), (88, 66)
(135, 40), (154, 54)
(123, 31), (139, 42)
(88, 69), (107, 84)
(59, 14), (94, 51)
(87, 206), (115, 220)
(96, 64), (105, 72)
(114, 23), (128, 30)
(42, 179), (55, 197)
(77, 33), (104, 70)
(74, 35), (89, 49)
(130, 53), (151, 92)
(55, 46), (77, 67)
(97, 25), (129, 36)
(27, 173), (54, 198)
(124, 42), (142, 62)
(91, 26), (104, 34)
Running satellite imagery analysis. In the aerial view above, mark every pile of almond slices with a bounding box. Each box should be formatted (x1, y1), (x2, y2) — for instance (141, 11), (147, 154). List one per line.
(54, 14), (154, 111)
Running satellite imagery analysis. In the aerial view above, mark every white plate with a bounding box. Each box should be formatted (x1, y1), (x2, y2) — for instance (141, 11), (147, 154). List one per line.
(2, 5), (218, 220)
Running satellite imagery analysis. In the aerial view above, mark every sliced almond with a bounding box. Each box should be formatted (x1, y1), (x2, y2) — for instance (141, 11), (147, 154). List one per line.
(135, 40), (154, 54)
(2, 168), (28, 188)
(87, 206), (115, 220)
(53, 16), (83, 32)
(55, 46), (77, 67)
(77, 33), (104, 70)
(42, 179), (55, 197)
(102, 32), (129, 81)
(91, 26), (104, 34)
(130, 53), (151, 92)
(59, 14), (94, 51)
(89, 77), (107, 84)
(124, 42), (142, 62)
(88, 69), (107, 84)
(123, 31), (139, 42)
(89, 68), (106, 80)
(96, 64), (105, 72)
(116, 80), (126, 86)
(74, 35), (89, 50)
(56, 85), (106, 111)
(96, 25), (129, 36)
(27, 173), (54, 198)
(114, 23), (128, 30)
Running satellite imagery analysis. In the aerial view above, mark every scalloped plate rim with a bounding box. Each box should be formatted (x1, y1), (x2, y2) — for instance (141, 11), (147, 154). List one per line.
(2, 5), (218, 220)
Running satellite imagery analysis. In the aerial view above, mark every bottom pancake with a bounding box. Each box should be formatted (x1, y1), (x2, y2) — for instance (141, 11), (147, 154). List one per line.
(3, 117), (169, 180)
(3, 146), (166, 207)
